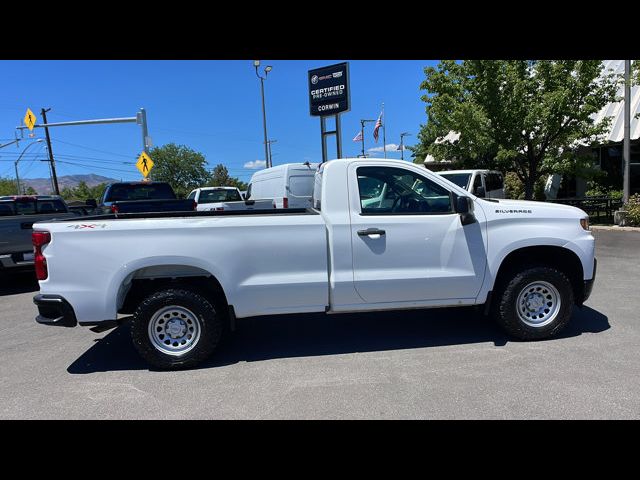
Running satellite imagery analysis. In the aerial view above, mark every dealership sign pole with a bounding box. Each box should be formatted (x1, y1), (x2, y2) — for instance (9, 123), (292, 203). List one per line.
(308, 62), (350, 163)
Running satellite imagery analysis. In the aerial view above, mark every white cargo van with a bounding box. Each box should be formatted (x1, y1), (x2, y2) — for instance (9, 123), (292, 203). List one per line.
(437, 169), (505, 199)
(246, 162), (319, 208)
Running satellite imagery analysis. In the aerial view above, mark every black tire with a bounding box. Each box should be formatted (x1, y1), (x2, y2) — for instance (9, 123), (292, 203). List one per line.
(492, 266), (574, 340)
(131, 288), (223, 370)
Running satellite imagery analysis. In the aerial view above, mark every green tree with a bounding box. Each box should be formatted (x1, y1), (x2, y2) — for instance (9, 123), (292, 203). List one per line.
(0, 178), (37, 195)
(0, 177), (18, 196)
(60, 181), (107, 202)
(207, 164), (248, 190)
(148, 143), (211, 198)
(411, 60), (619, 199)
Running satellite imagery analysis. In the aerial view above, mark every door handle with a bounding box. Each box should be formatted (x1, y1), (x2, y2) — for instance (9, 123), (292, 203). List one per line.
(357, 228), (386, 237)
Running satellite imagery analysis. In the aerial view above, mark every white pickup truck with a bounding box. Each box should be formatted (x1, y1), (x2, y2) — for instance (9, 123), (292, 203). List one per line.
(33, 158), (596, 369)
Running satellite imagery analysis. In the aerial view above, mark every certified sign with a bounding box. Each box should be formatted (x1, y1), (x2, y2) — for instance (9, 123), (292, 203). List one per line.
(308, 62), (350, 117)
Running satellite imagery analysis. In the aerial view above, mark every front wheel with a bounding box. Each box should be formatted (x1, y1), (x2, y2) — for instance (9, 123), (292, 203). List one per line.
(493, 266), (574, 340)
(130, 288), (223, 370)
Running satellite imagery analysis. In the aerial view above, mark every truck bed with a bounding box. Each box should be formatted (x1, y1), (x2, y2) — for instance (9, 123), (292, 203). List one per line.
(44, 208), (316, 222)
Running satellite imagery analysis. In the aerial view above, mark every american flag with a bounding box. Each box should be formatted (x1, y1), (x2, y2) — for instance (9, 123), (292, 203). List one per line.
(373, 113), (383, 142)
(353, 130), (363, 142)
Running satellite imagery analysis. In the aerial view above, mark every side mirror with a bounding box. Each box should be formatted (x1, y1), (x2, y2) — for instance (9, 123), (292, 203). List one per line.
(455, 196), (476, 225)
(85, 198), (97, 208)
(474, 186), (486, 198)
(456, 196), (471, 213)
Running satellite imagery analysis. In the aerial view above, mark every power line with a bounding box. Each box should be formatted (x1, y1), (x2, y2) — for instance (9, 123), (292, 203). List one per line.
(55, 160), (135, 175)
(51, 138), (134, 158)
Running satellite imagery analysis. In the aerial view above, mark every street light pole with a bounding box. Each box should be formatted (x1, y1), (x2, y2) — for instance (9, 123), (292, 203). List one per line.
(14, 139), (44, 195)
(254, 61), (273, 168)
(399, 132), (411, 161)
(360, 119), (375, 157)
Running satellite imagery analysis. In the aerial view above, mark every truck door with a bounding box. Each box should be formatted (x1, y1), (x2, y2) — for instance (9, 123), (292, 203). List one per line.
(348, 164), (487, 304)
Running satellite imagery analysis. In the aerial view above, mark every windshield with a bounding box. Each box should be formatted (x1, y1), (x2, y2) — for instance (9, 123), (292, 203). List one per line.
(105, 183), (176, 202)
(199, 189), (242, 203)
(440, 173), (472, 189)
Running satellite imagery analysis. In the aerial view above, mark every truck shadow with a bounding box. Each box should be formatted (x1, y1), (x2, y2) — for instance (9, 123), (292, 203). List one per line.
(0, 270), (39, 296)
(67, 305), (610, 374)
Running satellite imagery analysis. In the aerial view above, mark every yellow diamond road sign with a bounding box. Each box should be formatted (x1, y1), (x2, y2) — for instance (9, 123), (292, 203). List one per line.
(24, 108), (36, 131)
(136, 152), (154, 178)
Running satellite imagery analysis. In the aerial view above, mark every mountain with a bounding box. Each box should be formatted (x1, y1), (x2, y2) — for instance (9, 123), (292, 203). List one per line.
(22, 174), (119, 195)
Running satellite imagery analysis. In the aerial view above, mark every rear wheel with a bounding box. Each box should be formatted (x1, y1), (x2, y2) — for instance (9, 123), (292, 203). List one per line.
(131, 288), (223, 370)
(493, 266), (574, 340)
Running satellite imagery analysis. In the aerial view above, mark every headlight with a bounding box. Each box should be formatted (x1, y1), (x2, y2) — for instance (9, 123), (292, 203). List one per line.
(580, 217), (590, 231)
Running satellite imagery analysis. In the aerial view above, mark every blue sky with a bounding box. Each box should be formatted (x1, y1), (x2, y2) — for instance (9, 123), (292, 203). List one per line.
(0, 60), (438, 183)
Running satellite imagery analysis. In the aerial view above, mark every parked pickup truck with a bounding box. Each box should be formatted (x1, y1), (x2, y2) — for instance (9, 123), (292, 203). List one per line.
(96, 182), (196, 214)
(33, 159), (596, 370)
(0, 195), (76, 270)
(187, 186), (273, 211)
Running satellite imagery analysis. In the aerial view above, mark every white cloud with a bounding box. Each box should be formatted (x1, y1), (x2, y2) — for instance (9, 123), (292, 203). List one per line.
(244, 160), (267, 169)
(366, 144), (406, 156)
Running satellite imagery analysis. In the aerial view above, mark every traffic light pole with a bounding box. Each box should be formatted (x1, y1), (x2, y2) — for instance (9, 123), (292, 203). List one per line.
(16, 108), (151, 183)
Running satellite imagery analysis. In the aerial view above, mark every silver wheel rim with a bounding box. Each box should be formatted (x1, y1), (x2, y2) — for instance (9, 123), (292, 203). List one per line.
(148, 305), (201, 356)
(516, 281), (561, 328)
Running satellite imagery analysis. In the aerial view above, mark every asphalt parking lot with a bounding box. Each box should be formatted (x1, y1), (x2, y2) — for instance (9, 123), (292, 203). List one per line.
(1, 228), (638, 419)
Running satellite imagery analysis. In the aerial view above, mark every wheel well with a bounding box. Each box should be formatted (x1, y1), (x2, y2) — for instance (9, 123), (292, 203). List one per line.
(118, 267), (229, 319)
(493, 246), (584, 304)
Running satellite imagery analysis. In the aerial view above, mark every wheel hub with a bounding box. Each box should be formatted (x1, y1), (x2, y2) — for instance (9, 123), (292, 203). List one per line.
(166, 319), (187, 338)
(525, 293), (545, 312)
(147, 305), (201, 356)
(516, 281), (561, 328)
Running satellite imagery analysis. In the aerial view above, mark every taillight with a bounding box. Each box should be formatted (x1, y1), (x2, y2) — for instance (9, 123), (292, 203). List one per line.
(32, 230), (51, 281)
(215, 207), (224, 211)
(283, 197), (288, 209)
(110, 204), (119, 213)
(193, 200), (198, 210)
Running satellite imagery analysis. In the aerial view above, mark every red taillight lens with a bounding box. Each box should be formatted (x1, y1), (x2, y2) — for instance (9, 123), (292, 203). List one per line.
(193, 200), (198, 210)
(283, 197), (288, 209)
(215, 207), (224, 211)
(32, 230), (51, 281)
(110, 204), (119, 213)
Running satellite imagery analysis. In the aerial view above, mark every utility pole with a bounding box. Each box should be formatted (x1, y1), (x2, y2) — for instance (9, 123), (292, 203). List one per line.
(623, 60), (631, 204)
(41, 108), (60, 195)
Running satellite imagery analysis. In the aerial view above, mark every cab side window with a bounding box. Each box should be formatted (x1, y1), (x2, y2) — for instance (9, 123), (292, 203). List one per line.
(357, 166), (453, 215)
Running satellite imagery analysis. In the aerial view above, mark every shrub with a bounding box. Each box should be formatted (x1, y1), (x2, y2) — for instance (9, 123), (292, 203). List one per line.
(624, 194), (640, 226)
(585, 183), (623, 199)
(504, 172), (546, 200)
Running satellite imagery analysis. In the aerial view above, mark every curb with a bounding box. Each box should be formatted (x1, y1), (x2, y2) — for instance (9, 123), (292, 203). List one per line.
(591, 225), (640, 232)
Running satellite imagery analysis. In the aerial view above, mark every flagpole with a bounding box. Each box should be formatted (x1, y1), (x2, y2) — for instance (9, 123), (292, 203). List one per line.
(360, 120), (365, 157)
(382, 102), (386, 159)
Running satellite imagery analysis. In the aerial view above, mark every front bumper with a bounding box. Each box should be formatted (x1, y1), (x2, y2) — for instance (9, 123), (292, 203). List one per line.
(33, 294), (77, 327)
(582, 258), (597, 303)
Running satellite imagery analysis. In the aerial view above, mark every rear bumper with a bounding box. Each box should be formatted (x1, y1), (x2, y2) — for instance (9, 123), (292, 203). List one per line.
(582, 258), (597, 303)
(0, 252), (34, 269)
(33, 294), (77, 327)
